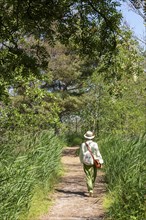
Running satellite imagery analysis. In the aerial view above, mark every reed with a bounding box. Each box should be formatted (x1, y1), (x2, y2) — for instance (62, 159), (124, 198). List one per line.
(0, 130), (64, 220)
(101, 134), (146, 220)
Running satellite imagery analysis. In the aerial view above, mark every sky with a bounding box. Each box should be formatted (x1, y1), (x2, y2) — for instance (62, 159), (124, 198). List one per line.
(119, 1), (146, 47)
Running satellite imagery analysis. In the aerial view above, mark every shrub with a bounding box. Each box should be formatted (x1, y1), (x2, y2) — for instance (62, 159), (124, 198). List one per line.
(65, 132), (83, 146)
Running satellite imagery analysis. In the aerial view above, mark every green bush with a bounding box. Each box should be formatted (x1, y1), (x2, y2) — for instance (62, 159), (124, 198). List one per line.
(101, 134), (146, 220)
(65, 132), (83, 146)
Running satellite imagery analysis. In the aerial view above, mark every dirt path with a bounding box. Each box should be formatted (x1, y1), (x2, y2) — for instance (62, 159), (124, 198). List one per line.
(40, 146), (106, 220)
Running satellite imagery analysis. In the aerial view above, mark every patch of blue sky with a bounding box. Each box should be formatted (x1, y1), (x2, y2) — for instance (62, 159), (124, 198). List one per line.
(118, 1), (145, 47)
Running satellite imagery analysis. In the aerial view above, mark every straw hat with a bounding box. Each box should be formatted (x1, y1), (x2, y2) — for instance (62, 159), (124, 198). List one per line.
(84, 131), (95, 139)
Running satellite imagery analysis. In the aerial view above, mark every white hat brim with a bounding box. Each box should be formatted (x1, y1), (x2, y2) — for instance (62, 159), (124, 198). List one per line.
(84, 134), (95, 139)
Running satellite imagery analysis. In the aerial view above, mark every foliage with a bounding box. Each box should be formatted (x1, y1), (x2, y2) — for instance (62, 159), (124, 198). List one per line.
(101, 134), (146, 220)
(1, 2), (144, 137)
(0, 130), (64, 220)
(65, 132), (83, 147)
(74, 31), (146, 137)
(0, 0), (123, 100)
(0, 1), (146, 219)
(0, 74), (61, 132)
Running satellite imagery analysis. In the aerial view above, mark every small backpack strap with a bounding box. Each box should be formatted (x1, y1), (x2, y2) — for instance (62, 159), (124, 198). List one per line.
(85, 142), (95, 160)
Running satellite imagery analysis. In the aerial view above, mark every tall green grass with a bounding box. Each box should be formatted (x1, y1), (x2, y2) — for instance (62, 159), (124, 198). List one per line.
(0, 130), (64, 220)
(100, 134), (146, 220)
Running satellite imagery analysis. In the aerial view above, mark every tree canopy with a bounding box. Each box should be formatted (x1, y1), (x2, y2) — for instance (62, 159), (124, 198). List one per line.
(0, 0), (123, 97)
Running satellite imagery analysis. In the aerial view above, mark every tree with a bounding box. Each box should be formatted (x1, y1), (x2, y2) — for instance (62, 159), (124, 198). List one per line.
(0, 0), (123, 100)
(76, 29), (146, 137)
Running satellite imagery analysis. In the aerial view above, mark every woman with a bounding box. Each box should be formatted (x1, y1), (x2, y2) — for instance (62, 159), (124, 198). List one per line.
(79, 131), (104, 197)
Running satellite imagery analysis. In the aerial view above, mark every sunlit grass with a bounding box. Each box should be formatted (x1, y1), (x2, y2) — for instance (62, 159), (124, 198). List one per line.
(20, 186), (53, 220)
(103, 190), (117, 210)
